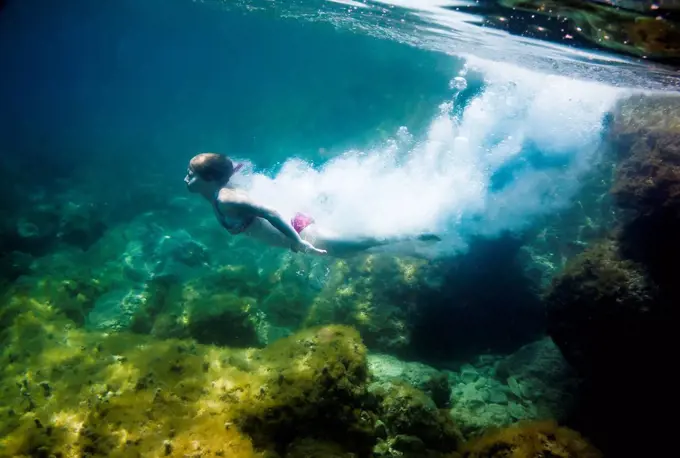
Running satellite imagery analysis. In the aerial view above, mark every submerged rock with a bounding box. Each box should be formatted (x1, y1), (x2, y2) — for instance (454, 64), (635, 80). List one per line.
(369, 380), (462, 457)
(304, 255), (428, 355)
(85, 288), (146, 331)
(459, 419), (602, 458)
(545, 240), (660, 380)
(229, 325), (376, 455)
(368, 353), (441, 389)
(499, 0), (680, 63)
(447, 337), (578, 437)
(607, 93), (680, 292)
(3, 194), (108, 258)
(0, 250), (33, 284)
(495, 337), (580, 418)
(126, 273), (263, 348)
(542, 93), (680, 457)
(284, 438), (357, 458)
(0, 293), (466, 458)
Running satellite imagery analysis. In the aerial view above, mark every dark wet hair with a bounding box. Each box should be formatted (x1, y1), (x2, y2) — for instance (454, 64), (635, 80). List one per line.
(189, 153), (234, 183)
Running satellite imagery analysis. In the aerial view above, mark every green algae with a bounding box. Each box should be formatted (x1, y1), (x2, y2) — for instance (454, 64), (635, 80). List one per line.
(304, 255), (428, 353)
(460, 420), (602, 458)
(0, 289), (468, 458)
(371, 380), (462, 455)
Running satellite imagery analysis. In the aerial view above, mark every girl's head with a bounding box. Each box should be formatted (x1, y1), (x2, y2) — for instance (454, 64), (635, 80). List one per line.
(185, 152), (237, 193)
(188, 152), (234, 180)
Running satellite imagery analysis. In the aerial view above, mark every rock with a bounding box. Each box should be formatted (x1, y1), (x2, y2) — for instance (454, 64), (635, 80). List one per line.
(545, 240), (661, 380)
(536, 95), (680, 456)
(285, 438), (356, 458)
(86, 288), (146, 331)
(488, 390), (508, 404)
(459, 419), (602, 457)
(56, 202), (108, 251)
(182, 290), (261, 348)
(493, 337), (579, 422)
(508, 401), (528, 420)
(459, 366), (479, 384)
(303, 255), (429, 355)
(375, 420), (388, 439)
(450, 401), (513, 438)
(448, 336), (580, 436)
(367, 353), (441, 391)
(608, 95), (680, 279)
(231, 325), (377, 455)
(0, 251), (33, 283)
(391, 435), (426, 453)
(120, 227), (209, 284)
(371, 380), (462, 453)
(423, 372), (452, 409)
(506, 376), (524, 398)
(496, 337), (577, 388)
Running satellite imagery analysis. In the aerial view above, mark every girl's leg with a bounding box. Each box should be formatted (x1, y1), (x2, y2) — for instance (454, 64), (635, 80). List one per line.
(302, 225), (440, 258)
(294, 212), (441, 258)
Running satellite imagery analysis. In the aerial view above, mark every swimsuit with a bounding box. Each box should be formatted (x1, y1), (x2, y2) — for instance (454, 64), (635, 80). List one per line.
(291, 212), (315, 234)
(213, 190), (315, 235)
(212, 191), (255, 235)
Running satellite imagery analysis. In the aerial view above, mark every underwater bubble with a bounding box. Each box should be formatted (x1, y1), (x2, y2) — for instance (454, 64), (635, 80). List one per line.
(449, 76), (468, 91)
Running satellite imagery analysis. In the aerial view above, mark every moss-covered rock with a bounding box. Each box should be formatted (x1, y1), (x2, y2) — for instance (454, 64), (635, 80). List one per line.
(181, 279), (261, 348)
(0, 293), (372, 457)
(284, 438), (358, 458)
(544, 95), (679, 383)
(304, 255), (428, 354)
(544, 239), (663, 379)
(607, 94), (680, 290)
(12, 271), (107, 327)
(231, 325), (376, 455)
(128, 273), (263, 348)
(0, 286), (475, 458)
(0, 289), (266, 457)
(370, 380), (462, 456)
(0, 291), (377, 457)
(540, 93), (680, 458)
(499, 0), (680, 62)
(460, 420), (601, 458)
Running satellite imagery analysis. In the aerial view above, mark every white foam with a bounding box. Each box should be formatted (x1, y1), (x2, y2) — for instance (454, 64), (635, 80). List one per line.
(327, 0), (371, 8)
(239, 62), (624, 257)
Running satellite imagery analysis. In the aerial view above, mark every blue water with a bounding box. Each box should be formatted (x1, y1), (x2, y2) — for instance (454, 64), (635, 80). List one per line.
(5, 0), (676, 261)
(0, 0), (459, 170)
(2, 1), (679, 453)
(0, 0), (677, 275)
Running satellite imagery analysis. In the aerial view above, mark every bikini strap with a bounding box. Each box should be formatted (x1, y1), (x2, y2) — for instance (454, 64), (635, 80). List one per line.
(212, 189), (252, 234)
(212, 191), (230, 231)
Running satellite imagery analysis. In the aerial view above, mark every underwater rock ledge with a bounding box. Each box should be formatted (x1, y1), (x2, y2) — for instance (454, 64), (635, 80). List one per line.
(544, 92), (680, 456)
(0, 289), (466, 458)
(0, 289), (601, 458)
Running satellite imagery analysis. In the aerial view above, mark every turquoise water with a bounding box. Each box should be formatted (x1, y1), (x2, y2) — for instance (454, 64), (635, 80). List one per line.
(1, 0), (456, 169)
(4, 0), (669, 253)
(1, 0), (679, 456)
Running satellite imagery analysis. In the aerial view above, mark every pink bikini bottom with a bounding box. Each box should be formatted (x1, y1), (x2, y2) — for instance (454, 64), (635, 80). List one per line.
(291, 212), (315, 234)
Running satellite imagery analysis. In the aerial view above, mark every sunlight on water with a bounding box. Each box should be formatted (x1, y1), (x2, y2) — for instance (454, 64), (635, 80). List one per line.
(328, 0), (371, 8)
(317, 0), (680, 91)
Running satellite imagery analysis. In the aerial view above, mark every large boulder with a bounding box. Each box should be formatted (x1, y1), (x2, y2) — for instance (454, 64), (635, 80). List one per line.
(543, 94), (680, 456)
(544, 240), (663, 379)
(607, 94), (680, 290)
(459, 420), (602, 458)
